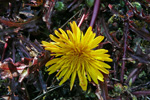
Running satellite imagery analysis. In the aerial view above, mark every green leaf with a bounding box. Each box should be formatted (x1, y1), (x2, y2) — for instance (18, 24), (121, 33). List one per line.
(129, 78), (132, 87)
(131, 2), (142, 11)
(132, 95), (137, 100)
(55, 1), (65, 11)
(86, 0), (94, 8)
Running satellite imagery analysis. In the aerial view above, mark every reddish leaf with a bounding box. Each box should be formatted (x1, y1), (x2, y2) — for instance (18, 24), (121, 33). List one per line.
(130, 24), (150, 41)
(0, 18), (25, 27)
(0, 17), (38, 28)
(146, 0), (150, 3)
(132, 90), (150, 96)
(129, 45), (150, 63)
(101, 17), (119, 48)
(26, 0), (44, 7)
(18, 68), (29, 82)
(43, 0), (55, 30)
(99, 75), (110, 100)
(0, 59), (27, 79)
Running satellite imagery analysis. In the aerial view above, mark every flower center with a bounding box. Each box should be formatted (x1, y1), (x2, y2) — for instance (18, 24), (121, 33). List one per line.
(73, 47), (84, 57)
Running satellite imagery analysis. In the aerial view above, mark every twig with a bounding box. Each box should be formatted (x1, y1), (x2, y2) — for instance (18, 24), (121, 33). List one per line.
(131, 81), (150, 92)
(32, 85), (63, 100)
(12, 41), (15, 63)
(1, 42), (8, 61)
(113, 54), (117, 83)
(120, 18), (129, 83)
(67, 0), (77, 9)
(99, 74), (109, 100)
(23, 82), (30, 100)
(125, 63), (144, 84)
(78, 14), (85, 27)
(78, 8), (90, 27)
(101, 17), (119, 47)
(132, 90), (150, 96)
(60, 8), (83, 28)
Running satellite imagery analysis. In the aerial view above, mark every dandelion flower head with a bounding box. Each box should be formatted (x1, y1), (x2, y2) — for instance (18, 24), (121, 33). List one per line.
(42, 21), (112, 91)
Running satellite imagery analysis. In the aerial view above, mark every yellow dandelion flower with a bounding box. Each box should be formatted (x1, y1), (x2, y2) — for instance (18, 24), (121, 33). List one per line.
(42, 21), (112, 91)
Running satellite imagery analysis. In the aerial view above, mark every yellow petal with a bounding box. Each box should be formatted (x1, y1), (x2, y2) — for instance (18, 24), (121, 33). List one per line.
(88, 61), (104, 81)
(87, 73), (91, 81)
(81, 26), (92, 44)
(59, 28), (68, 39)
(45, 47), (60, 53)
(43, 42), (59, 48)
(91, 60), (111, 69)
(85, 61), (98, 84)
(56, 58), (71, 77)
(67, 30), (74, 42)
(95, 70), (104, 82)
(45, 58), (60, 67)
(81, 61), (85, 74)
(89, 60), (110, 74)
(41, 41), (50, 46)
(70, 22), (74, 33)
(54, 30), (62, 38)
(99, 67), (109, 74)
(48, 65), (60, 75)
(88, 36), (104, 49)
(70, 71), (77, 90)
(78, 70), (87, 91)
(59, 68), (72, 85)
(91, 49), (108, 55)
(72, 21), (78, 35)
(76, 59), (80, 71)
(50, 34), (60, 42)
(57, 68), (68, 79)
(98, 61), (111, 69)
(50, 53), (63, 57)
(84, 31), (96, 45)
(47, 63), (58, 71)
(96, 57), (113, 62)
(103, 58), (113, 62)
